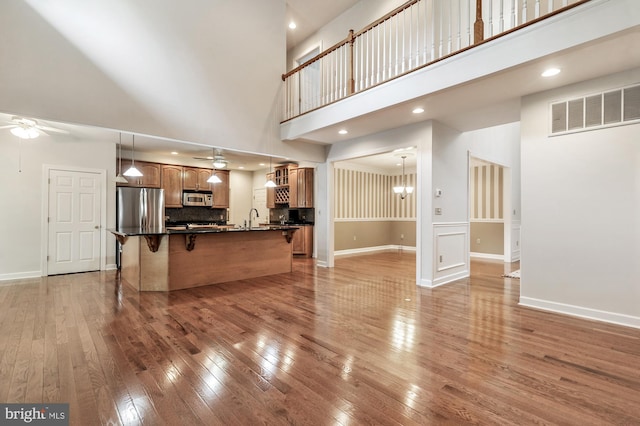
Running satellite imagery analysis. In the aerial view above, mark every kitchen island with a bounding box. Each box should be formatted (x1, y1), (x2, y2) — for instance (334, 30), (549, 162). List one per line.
(111, 226), (298, 291)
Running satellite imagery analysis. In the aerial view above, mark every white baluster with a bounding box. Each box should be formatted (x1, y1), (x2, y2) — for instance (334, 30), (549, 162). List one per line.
(535, 0), (540, 18)
(500, 0), (505, 33)
(522, 0), (527, 24)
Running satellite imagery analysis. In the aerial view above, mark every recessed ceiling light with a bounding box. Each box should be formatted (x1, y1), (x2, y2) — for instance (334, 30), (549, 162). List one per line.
(259, 163), (266, 167)
(412, 107), (424, 114)
(170, 151), (178, 155)
(541, 68), (561, 77)
(207, 156), (214, 160)
(339, 129), (348, 135)
(238, 166), (245, 170)
(289, 21), (297, 29)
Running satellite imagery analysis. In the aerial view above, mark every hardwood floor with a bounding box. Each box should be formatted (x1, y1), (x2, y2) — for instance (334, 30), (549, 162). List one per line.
(1, 252), (639, 425)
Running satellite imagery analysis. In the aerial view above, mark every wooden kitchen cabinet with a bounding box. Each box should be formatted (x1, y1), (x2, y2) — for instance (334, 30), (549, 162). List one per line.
(292, 225), (313, 257)
(183, 167), (212, 191)
(289, 167), (313, 208)
(161, 165), (183, 208)
(117, 160), (161, 188)
(211, 169), (229, 208)
(266, 172), (275, 208)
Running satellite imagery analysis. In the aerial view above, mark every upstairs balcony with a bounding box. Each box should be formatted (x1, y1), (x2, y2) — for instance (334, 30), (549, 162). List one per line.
(279, 0), (639, 143)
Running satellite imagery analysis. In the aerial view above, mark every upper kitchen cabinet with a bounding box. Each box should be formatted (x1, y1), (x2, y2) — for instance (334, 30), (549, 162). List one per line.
(289, 167), (314, 208)
(266, 172), (275, 209)
(117, 160), (161, 188)
(183, 167), (212, 192)
(211, 170), (229, 208)
(161, 165), (183, 208)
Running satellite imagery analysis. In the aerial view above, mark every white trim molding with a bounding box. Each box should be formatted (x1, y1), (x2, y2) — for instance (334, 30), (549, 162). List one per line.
(520, 297), (640, 330)
(335, 245), (416, 257)
(0, 271), (42, 282)
(510, 222), (521, 262)
(470, 252), (504, 261)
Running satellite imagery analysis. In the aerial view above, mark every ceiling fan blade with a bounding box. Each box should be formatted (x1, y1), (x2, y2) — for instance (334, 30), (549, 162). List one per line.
(0, 125), (16, 129)
(37, 125), (68, 134)
(193, 156), (213, 160)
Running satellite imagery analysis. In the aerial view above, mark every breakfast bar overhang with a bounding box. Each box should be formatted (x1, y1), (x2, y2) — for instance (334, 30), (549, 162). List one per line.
(111, 226), (298, 291)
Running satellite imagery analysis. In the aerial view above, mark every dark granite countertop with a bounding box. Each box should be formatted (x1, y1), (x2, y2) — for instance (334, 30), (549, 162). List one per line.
(109, 225), (299, 237)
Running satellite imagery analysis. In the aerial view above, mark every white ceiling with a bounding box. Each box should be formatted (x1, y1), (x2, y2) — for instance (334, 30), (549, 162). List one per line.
(285, 0), (359, 50)
(2, 3), (638, 173)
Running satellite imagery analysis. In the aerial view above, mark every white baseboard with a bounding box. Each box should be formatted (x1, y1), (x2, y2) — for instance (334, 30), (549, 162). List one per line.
(316, 260), (329, 268)
(470, 252), (504, 261)
(104, 263), (118, 271)
(0, 270), (42, 282)
(519, 297), (640, 330)
(334, 245), (416, 257)
(418, 270), (469, 288)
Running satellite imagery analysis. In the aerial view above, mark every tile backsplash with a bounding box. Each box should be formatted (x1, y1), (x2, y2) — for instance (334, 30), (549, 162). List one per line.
(166, 207), (227, 224)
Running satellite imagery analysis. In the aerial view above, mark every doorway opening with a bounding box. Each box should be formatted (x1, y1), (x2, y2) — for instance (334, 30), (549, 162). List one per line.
(468, 155), (513, 265)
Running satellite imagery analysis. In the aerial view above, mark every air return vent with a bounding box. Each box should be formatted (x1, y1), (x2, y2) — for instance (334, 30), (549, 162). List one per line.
(550, 83), (640, 135)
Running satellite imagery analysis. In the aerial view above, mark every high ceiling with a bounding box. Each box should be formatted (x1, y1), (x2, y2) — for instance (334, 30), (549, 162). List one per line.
(2, 2), (637, 173)
(285, 0), (359, 50)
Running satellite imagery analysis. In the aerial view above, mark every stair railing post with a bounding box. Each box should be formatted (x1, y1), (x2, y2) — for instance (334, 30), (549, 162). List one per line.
(474, 0), (484, 44)
(348, 29), (355, 95)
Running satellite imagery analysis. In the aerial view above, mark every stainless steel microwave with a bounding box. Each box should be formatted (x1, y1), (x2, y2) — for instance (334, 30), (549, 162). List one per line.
(183, 192), (213, 207)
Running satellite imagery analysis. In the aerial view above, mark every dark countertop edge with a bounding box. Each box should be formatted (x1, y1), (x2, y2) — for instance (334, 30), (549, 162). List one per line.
(108, 226), (299, 237)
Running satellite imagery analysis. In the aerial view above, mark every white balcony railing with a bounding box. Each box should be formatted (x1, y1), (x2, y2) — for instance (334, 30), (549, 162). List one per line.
(282, 0), (589, 121)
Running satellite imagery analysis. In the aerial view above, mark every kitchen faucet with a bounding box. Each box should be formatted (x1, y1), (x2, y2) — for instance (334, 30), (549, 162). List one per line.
(248, 208), (259, 229)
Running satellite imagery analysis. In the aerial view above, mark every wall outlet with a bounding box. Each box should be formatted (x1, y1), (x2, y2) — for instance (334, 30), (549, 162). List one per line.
(476, 238), (481, 244)
(353, 235), (357, 241)
(400, 234), (404, 240)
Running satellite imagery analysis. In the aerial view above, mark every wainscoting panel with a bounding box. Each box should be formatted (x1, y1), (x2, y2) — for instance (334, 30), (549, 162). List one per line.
(432, 223), (469, 287)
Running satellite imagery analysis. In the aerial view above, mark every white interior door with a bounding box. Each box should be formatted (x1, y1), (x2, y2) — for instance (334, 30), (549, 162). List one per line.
(253, 188), (269, 224)
(47, 169), (101, 275)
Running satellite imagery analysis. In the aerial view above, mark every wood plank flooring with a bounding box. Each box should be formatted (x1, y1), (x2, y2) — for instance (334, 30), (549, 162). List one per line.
(1, 252), (639, 425)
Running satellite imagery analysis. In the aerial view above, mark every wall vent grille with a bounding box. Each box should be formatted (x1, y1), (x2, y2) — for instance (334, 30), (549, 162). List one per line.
(550, 83), (640, 135)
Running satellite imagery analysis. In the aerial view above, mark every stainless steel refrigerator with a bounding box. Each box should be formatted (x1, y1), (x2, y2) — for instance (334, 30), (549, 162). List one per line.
(116, 187), (165, 266)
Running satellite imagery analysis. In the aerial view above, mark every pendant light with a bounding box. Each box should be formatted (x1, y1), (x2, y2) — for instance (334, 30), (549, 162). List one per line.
(114, 133), (128, 183)
(207, 148), (222, 183)
(393, 155), (414, 199)
(123, 134), (143, 177)
(265, 157), (276, 187)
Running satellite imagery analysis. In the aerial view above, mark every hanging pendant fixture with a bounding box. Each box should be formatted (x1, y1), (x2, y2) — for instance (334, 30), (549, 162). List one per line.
(114, 133), (128, 183)
(265, 156), (276, 187)
(393, 155), (414, 199)
(207, 148), (222, 183)
(123, 134), (143, 177)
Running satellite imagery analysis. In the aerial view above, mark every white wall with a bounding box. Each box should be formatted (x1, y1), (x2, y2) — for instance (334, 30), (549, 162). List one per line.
(520, 68), (640, 327)
(287, 0), (405, 68)
(0, 0), (324, 163)
(0, 135), (116, 279)
(229, 170), (254, 226)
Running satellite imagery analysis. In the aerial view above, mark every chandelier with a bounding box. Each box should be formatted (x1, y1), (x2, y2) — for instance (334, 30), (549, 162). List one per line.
(393, 155), (414, 199)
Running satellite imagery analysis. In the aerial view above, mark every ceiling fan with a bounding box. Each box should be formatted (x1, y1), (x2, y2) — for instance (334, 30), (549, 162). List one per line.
(0, 116), (68, 139)
(194, 149), (228, 168)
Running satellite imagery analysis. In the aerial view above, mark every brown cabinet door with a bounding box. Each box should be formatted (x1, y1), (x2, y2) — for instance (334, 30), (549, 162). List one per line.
(289, 168), (313, 208)
(288, 168), (298, 208)
(161, 165), (183, 207)
(183, 167), (198, 190)
(197, 169), (212, 191)
(292, 225), (313, 256)
(292, 226), (305, 254)
(184, 167), (213, 191)
(117, 160), (161, 188)
(212, 170), (229, 208)
(301, 168), (314, 207)
(266, 172), (275, 208)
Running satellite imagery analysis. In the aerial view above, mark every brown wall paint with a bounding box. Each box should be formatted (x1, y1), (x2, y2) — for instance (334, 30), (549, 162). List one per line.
(335, 221), (416, 251)
(470, 222), (504, 255)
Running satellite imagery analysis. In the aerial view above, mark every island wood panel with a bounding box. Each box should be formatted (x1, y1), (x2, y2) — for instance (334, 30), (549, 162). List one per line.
(120, 236), (141, 290)
(121, 236), (169, 291)
(168, 231), (293, 290)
